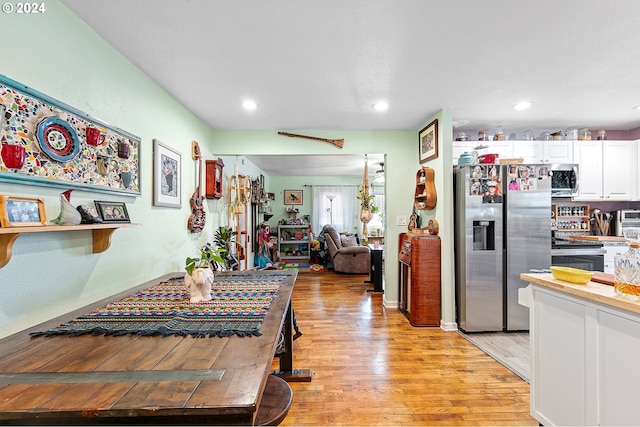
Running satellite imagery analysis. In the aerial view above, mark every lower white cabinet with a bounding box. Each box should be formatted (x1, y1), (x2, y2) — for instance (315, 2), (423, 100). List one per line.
(528, 285), (640, 426)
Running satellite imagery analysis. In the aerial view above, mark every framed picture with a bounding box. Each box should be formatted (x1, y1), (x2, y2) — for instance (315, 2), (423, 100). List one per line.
(94, 200), (130, 223)
(419, 118), (438, 163)
(284, 190), (303, 205)
(153, 139), (181, 208)
(0, 195), (46, 227)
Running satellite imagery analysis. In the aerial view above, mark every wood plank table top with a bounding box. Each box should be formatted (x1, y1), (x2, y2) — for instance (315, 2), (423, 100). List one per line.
(0, 270), (301, 425)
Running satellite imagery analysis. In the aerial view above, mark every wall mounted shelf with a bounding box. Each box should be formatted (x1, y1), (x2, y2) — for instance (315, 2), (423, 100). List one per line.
(0, 223), (139, 269)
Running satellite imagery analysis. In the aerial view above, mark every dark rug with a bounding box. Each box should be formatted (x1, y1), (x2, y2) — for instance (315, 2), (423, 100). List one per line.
(31, 274), (286, 339)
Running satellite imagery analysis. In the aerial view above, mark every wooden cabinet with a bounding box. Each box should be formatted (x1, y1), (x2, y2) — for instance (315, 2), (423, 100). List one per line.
(414, 167), (436, 210)
(511, 140), (573, 163)
(205, 158), (224, 199)
(574, 140), (637, 200)
(277, 225), (310, 261)
(398, 233), (441, 326)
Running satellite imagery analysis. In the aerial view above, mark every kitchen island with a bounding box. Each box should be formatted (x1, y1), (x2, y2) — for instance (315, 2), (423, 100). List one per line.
(519, 273), (640, 426)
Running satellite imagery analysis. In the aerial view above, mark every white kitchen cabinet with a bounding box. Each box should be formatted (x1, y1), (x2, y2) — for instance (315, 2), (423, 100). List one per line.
(511, 140), (573, 164)
(573, 140), (637, 201)
(521, 278), (640, 426)
(451, 141), (476, 164)
(452, 140), (514, 165)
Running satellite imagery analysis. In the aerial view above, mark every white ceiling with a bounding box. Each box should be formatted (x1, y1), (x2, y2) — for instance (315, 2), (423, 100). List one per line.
(59, 0), (640, 175)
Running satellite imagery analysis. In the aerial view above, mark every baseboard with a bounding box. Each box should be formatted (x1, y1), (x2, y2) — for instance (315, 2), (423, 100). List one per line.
(440, 320), (458, 331)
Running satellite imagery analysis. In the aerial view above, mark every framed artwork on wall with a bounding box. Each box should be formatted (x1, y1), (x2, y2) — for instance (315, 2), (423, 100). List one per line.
(0, 195), (46, 227)
(419, 118), (438, 163)
(0, 75), (141, 196)
(153, 139), (181, 208)
(284, 190), (303, 205)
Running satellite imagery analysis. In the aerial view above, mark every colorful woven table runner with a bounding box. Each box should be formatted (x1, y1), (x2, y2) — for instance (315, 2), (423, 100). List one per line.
(31, 273), (286, 339)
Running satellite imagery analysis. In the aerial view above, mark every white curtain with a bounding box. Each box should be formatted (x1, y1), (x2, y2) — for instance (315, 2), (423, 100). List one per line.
(312, 185), (359, 236)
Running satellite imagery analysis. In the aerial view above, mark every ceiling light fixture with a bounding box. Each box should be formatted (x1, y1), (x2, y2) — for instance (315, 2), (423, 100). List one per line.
(374, 162), (385, 183)
(242, 99), (257, 111)
(513, 101), (533, 111)
(373, 101), (389, 112)
(633, 105), (640, 110)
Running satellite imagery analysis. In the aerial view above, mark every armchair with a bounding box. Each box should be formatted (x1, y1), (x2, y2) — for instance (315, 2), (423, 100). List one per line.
(323, 226), (371, 274)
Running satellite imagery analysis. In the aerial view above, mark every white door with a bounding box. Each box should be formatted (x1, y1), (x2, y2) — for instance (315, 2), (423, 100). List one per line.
(543, 140), (574, 163)
(603, 140), (637, 200)
(573, 140), (603, 200)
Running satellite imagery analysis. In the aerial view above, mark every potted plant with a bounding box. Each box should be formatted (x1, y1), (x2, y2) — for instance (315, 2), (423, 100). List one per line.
(185, 245), (226, 303)
(357, 185), (379, 223)
(213, 226), (239, 270)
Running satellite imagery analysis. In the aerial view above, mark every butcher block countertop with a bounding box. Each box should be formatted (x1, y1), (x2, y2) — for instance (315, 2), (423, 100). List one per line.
(520, 272), (640, 315)
(567, 235), (628, 242)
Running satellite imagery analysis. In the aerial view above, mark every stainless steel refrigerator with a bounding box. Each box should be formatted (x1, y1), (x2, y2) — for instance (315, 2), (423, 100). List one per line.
(454, 163), (551, 332)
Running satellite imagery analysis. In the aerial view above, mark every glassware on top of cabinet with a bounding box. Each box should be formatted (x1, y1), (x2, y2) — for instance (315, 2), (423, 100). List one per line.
(614, 241), (640, 301)
(578, 128), (592, 140)
(523, 129), (534, 141)
(478, 129), (489, 141)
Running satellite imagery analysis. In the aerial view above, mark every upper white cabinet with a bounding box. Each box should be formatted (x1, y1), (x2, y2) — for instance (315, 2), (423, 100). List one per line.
(452, 140), (514, 165)
(511, 140), (573, 164)
(573, 140), (637, 201)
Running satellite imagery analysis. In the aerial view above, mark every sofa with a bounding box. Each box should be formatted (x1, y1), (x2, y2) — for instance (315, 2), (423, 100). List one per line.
(322, 226), (371, 274)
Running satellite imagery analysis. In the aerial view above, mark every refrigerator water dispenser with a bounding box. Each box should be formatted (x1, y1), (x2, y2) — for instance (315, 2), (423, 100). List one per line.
(473, 220), (495, 251)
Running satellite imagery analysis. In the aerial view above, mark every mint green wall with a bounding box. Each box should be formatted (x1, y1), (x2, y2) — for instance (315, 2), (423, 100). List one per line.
(0, 1), (456, 337)
(266, 175), (364, 231)
(0, 2), (220, 337)
(210, 130), (417, 308)
(415, 110), (456, 330)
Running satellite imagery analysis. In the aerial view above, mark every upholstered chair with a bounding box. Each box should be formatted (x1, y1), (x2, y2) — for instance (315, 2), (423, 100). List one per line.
(323, 226), (371, 274)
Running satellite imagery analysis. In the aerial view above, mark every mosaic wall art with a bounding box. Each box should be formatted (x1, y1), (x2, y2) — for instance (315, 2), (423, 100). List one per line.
(0, 75), (141, 196)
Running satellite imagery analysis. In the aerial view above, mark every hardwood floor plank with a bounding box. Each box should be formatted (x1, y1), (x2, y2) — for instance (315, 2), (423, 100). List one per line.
(274, 271), (536, 426)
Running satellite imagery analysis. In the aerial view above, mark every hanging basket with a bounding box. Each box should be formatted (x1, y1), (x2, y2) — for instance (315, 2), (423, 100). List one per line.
(360, 208), (373, 224)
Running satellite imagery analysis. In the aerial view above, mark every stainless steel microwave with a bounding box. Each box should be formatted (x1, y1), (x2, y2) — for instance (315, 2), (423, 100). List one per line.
(550, 164), (579, 197)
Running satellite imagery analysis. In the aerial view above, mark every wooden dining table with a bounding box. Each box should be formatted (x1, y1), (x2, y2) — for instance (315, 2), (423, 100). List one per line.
(0, 270), (310, 425)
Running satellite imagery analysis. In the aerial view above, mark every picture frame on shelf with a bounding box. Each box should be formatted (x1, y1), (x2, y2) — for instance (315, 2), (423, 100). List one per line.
(0, 195), (46, 227)
(419, 118), (438, 163)
(94, 200), (130, 223)
(153, 139), (181, 208)
(284, 189), (303, 205)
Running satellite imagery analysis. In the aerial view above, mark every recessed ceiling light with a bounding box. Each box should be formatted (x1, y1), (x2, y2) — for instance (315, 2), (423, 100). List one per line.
(242, 99), (257, 111)
(633, 105), (640, 110)
(513, 101), (533, 111)
(373, 101), (389, 112)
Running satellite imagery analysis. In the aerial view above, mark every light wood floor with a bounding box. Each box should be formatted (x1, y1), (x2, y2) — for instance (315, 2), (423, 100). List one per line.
(276, 271), (537, 426)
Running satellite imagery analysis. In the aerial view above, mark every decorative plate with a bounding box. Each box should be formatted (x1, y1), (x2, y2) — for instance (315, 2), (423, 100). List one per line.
(36, 117), (80, 163)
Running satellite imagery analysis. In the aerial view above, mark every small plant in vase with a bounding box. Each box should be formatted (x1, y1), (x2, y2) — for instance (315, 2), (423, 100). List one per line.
(185, 246), (226, 303)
